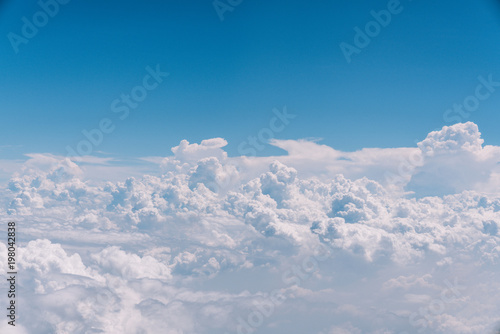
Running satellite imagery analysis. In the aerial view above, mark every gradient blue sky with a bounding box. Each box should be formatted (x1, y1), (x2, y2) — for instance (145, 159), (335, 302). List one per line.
(1, 0), (500, 159)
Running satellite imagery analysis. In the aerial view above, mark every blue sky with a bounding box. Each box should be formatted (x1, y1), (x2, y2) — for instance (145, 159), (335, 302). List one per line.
(1, 0), (500, 159)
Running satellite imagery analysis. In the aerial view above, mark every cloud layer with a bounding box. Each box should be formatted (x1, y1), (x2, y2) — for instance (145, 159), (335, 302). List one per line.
(1, 122), (500, 333)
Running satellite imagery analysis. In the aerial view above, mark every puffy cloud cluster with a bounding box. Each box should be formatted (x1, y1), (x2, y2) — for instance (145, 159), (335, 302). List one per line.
(418, 122), (485, 156)
(408, 122), (500, 196)
(1, 122), (500, 333)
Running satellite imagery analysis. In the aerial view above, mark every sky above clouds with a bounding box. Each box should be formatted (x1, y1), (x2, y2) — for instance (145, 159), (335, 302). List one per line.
(1, 0), (500, 334)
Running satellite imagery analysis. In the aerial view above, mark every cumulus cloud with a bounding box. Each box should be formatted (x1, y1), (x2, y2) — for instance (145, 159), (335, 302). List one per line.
(407, 122), (500, 196)
(92, 246), (172, 280)
(1, 122), (500, 333)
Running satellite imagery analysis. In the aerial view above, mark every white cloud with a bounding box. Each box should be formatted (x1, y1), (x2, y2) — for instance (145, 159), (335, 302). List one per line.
(92, 246), (172, 280)
(1, 122), (500, 333)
